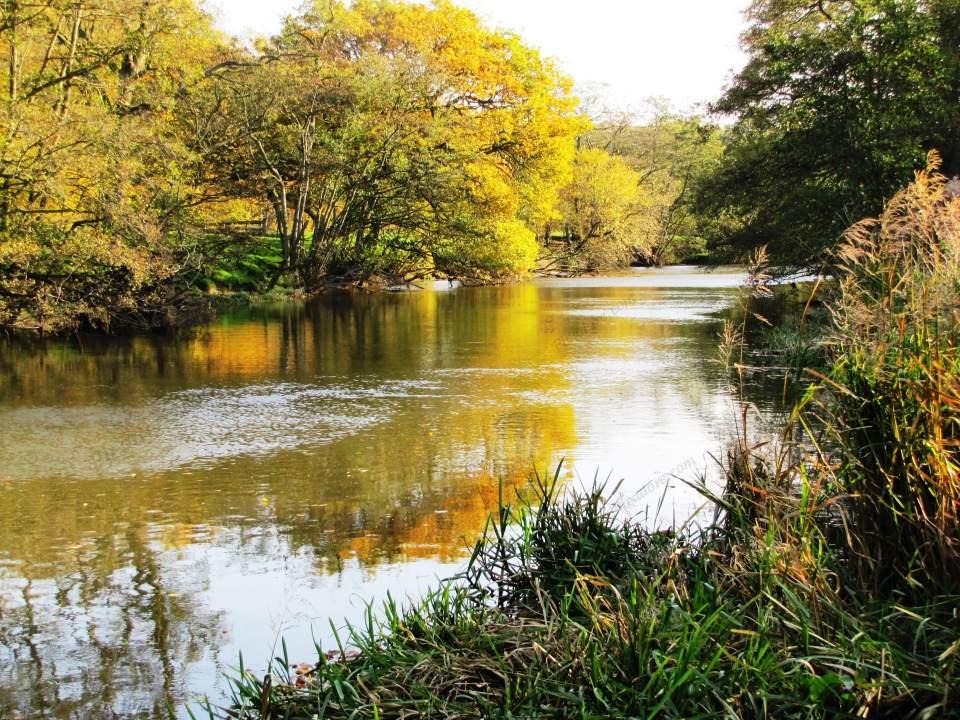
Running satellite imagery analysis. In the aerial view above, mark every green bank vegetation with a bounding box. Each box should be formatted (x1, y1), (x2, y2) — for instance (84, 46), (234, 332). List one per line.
(207, 154), (960, 720)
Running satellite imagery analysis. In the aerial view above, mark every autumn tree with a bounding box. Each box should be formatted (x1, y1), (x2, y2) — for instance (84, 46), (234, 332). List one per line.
(196, 0), (582, 289)
(545, 147), (643, 272)
(551, 109), (723, 271)
(0, 0), (225, 331)
(629, 116), (724, 266)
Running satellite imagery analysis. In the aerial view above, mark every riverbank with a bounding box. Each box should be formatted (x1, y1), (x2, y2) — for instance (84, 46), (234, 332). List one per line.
(1, 264), (724, 337)
(217, 464), (958, 719)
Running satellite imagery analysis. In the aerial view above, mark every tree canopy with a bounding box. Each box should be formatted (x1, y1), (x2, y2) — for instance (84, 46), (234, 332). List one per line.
(191, 0), (582, 289)
(697, 0), (960, 265)
(0, 0), (224, 330)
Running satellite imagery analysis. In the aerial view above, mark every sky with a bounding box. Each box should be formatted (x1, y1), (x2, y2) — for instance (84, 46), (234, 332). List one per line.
(207, 0), (751, 115)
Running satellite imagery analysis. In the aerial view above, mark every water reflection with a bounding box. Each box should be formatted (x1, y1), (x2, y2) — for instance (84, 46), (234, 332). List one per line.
(0, 267), (772, 718)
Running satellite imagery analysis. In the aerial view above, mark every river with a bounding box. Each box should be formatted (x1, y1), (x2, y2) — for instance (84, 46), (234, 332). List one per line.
(0, 267), (777, 718)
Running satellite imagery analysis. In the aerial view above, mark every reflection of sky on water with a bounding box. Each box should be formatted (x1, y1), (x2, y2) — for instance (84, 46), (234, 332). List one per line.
(184, 540), (461, 719)
(536, 265), (748, 289)
(0, 266), (780, 718)
(0, 379), (449, 480)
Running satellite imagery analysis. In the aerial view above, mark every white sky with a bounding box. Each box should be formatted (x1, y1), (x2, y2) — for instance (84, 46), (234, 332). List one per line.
(207, 0), (751, 114)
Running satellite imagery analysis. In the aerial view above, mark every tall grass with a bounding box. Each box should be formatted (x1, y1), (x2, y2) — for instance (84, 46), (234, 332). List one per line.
(823, 152), (960, 596)
(208, 160), (960, 718)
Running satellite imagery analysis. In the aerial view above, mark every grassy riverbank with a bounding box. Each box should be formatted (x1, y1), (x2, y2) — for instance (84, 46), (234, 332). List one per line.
(208, 164), (960, 719)
(213, 471), (957, 719)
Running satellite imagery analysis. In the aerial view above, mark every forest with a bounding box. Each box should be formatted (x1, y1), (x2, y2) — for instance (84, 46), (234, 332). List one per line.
(3, 0), (954, 333)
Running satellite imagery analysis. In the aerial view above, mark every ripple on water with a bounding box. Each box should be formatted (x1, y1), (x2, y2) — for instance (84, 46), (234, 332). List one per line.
(559, 294), (732, 323)
(0, 379), (455, 481)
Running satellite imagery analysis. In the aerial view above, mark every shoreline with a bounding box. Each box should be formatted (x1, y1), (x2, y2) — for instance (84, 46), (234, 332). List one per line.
(1, 265), (719, 340)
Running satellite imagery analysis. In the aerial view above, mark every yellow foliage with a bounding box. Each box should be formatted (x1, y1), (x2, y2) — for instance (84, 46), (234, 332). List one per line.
(551, 147), (644, 270)
(258, 0), (581, 280)
(0, 0), (227, 330)
(491, 219), (541, 276)
(1, 0), (584, 327)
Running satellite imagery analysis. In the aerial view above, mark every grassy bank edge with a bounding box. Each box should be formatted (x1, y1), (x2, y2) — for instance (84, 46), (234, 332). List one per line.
(201, 465), (958, 720)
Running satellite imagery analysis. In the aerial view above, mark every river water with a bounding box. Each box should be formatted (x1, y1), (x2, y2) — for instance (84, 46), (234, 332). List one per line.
(0, 267), (777, 718)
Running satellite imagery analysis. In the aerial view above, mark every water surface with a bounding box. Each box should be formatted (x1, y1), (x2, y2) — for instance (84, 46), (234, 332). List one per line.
(0, 267), (773, 718)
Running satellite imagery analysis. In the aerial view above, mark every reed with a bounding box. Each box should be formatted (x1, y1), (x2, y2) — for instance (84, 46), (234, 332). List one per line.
(822, 152), (960, 596)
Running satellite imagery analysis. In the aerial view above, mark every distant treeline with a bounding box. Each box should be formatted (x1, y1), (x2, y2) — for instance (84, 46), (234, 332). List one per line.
(1, 0), (957, 332)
